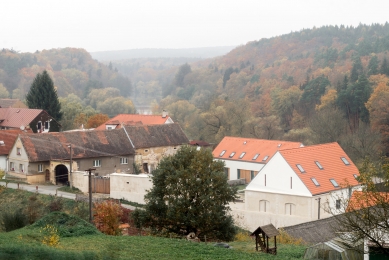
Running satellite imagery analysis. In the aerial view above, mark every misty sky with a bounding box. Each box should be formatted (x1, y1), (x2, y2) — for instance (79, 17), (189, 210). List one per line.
(2, 0), (389, 53)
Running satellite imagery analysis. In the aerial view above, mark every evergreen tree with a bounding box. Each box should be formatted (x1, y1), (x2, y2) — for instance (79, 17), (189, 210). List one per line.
(26, 70), (63, 121)
(367, 55), (379, 75)
(132, 146), (237, 241)
(350, 57), (363, 83)
(380, 57), (389, 76)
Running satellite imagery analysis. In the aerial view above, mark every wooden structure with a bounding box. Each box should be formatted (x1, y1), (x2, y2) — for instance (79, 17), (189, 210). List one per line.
(251, 224), (280, 255)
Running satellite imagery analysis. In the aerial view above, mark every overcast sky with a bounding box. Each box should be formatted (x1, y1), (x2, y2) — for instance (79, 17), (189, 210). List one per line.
(2, 0), (389, 53)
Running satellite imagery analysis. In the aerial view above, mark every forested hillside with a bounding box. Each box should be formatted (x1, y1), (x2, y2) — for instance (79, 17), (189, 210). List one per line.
(0, 48), (134, 130)
(150, 23), (389, 165)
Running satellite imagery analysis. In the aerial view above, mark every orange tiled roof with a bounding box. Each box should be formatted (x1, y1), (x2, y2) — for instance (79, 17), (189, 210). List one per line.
(212, 136), (303, 163)
(0, 108), (46, 128)
(95, 114), (172, 130)
(347, 191), (389, 211)
(0, 130), (22, 155)
(280, 142), (359, 195)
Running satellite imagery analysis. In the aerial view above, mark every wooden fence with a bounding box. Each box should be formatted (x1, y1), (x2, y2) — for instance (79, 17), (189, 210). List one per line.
(92, 177), (110, 194)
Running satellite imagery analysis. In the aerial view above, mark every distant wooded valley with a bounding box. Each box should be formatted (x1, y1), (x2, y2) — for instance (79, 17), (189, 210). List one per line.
(2, 23), (389, 165)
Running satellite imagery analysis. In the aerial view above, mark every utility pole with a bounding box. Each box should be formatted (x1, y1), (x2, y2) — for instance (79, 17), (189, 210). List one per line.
(68, 144), (72, 188)
(85, 168), (96, 223)
(317, 197), (321, 220)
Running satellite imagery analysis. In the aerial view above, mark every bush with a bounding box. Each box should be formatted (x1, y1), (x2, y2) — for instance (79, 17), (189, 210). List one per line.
(25, 194), (44, 224)
(1, 209), (27, 232)
(47, 195), (64, 212)
(93, 200), (123, 235)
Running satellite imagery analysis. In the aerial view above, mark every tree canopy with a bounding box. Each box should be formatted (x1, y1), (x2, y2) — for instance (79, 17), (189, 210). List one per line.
(133, 146), (237, 241)
(26, 70), (63, 121)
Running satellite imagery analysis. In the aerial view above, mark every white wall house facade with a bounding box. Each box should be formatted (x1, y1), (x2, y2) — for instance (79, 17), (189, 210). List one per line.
(231, 142), (360, 231)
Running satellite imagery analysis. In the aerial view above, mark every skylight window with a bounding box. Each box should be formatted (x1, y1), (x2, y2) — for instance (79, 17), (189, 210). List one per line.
(219, 150), (226, 157)
(239, 152), (246, 159)
(296, 164), (305, 173)
(330, 179), (339, 188)
(311, 178), (320, 186)
(353, 174), (358, 180)
(341, 157), (350, 165)
(262, 155), (269, 161)
(277, 143), (282, 148)
(315, 161), (323, 170)
(252, 153), (259, 160)
(229, 152), (236, 158)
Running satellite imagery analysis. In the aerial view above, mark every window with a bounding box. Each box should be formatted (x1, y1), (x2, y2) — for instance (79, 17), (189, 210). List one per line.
(353, 174), (358, 180)
(19, 164), (24, 173)
(38, 164), (43, 172)
(107, 126), (113, 130)
(224, 168), (229, 179)
(144, 149), (149, 153)
(237, 169), (241, 179)
(229, 152), (236, 158)
(311, 178), (320, 186)
(252, 153), (259, 160)
(277, 144), (282, 148)
(17, 148), (21, 155)
(93, 160), (101, 167)
(285, 203), (295, 215)
(239, 152), (246, 159)
(259, 200), (270, 212)
(251, 171), (255, 180)
(336, 199), (341, 209)
(44, 121), (49, 130)
(262, 155), (269, 161)
(315, 161), (323, 170)
(10, 162), (14, 171)
(330, 179), (339, 188)
(219, 150), (226, 156)
(296, 164), (305, 173)
(120, 158), (128, 164)
(341, 157), (350, 165)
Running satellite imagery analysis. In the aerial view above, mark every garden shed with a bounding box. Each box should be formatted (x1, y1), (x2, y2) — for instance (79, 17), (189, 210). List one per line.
(250, 224), (280, 255)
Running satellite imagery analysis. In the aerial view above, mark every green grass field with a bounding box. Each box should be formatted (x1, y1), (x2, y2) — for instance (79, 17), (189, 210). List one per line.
(0, 186), (306, 259)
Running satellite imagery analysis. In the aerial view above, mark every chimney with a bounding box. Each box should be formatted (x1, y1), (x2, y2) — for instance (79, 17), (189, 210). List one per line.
(162, 110), (168, 118)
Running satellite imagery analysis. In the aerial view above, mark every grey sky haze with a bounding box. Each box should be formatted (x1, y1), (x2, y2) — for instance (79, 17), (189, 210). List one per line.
(2, 0), (389, 53)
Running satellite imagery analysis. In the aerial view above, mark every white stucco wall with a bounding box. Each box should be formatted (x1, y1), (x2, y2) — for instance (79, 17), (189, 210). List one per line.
(216, 159), (264, 180)
(71, 171), (90, 193)
(246, 152), (312, 197)
(0, 155), (6, 171)
(110, 173), (152, 204)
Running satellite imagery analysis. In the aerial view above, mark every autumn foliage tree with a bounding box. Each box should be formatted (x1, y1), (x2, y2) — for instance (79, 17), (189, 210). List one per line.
(86, 113), (109, 129)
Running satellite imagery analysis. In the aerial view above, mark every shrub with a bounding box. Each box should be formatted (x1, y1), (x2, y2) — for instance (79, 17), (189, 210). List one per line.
(1, 209), (27, 232)
(25, 194), (44, 224)
(41, 224), (60, 247)
(234, 231), (252, 242)
(93, 200), (123, 235)
(277, 228), (304, 245)
(120, 207), (132, 224)
(47, 195), (64, 212)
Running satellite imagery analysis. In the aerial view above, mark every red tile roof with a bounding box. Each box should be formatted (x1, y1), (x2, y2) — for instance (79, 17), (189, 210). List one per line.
(347, 191), (389, 211)
(0, 108), (46, 129)
(0, 130), (22, 155)
(95, 114), (173, 130)
(212, 136), (303, 163)
(280, 142), (359, 195)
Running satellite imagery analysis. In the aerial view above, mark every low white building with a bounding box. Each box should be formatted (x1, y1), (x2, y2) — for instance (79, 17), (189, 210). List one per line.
(213, 137), (303, 183)
(231, 142), (360, 231)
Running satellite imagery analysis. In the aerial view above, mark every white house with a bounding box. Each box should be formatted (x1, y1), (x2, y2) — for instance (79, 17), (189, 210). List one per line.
(212, 137), (303, 183)
(231, 142), (360, 230)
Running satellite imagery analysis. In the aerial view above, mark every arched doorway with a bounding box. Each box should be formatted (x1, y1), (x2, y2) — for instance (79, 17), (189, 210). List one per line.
(55, 164), (68, 185)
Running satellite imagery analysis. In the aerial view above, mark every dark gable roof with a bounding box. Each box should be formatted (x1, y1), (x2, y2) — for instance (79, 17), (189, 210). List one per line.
(123, 123), (189, 148)
(20, 129), (135, 162)
(282, 216), (339, 244)
(251, 224), (280, 237)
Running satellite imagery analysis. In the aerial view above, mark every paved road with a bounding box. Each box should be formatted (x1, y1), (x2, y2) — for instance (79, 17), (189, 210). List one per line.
(1, 181), (136, 210)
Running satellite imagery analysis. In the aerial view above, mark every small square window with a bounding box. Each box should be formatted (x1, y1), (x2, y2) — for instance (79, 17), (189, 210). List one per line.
(296, 164), (305, 173)
(330, 179), (339, 188)
(144, 149), (149, 153)
(19, 164), (24, 173)
(252, 153), (259, 160)
(229, 152), (235, 158)
(315, 161), (323, 170)
(311, 178), (320, 186)
(239, 152), (246, 159)
(120, 158), (128, 164)
(353, 174), (358, 180)
(262, 155), (269, 161)
(93, 160), (101, 167)
(341, 157), (350, 165)
(219, 150), (226, 157)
